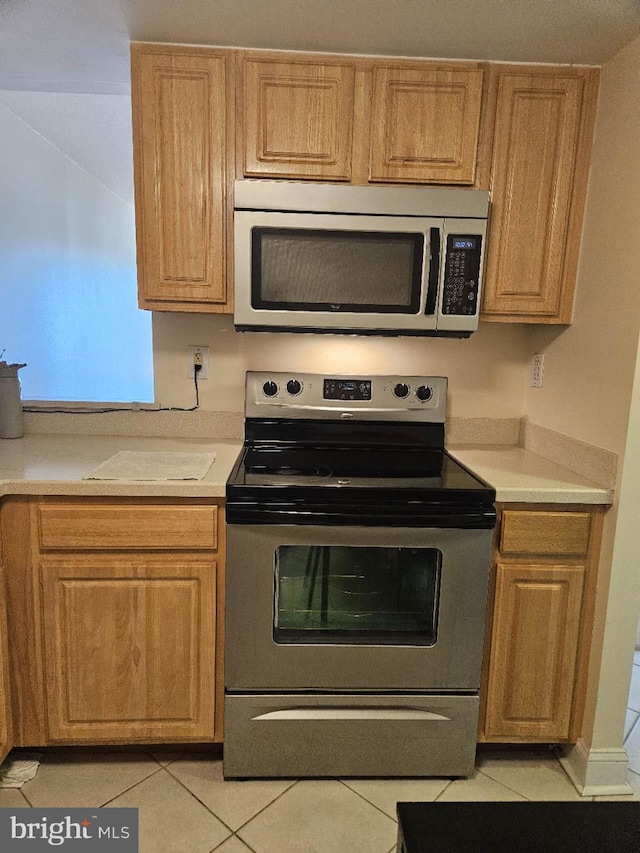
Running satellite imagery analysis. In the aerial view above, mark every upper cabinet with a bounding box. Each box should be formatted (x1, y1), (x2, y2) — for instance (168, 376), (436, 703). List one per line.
(238, 54), (484, 186)
(369, 64), (483, 184)
(239, 55), (356, 181)
(131, 44), (232, 313)
(131, 44), (600, 324)
(480, 66), (599, 323)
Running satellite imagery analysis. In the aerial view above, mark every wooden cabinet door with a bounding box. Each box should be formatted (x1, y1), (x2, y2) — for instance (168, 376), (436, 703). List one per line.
(481, 67), (598, 322)
(131, 44), (230, 312)
(241, 56), (355, 180)
(369, 65), (484, 184)
(0, 564), (13, 763)
(41, 559), (216, 742)
(484, 561), (584, 740)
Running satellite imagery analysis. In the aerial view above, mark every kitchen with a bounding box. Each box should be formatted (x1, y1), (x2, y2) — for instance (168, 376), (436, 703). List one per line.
(1, 1), (640, 850)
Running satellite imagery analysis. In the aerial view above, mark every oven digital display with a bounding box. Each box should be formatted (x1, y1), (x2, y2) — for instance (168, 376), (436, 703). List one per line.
(323, 378), (372, 401)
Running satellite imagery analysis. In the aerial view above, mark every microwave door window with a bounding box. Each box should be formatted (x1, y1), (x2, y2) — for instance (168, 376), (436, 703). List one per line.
(251, 228), (424, 313)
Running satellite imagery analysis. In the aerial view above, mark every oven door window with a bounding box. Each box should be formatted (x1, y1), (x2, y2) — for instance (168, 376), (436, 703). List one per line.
(274, 545), (441, 646)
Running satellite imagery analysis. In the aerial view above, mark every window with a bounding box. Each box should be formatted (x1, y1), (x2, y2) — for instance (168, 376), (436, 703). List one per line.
(0, 93), (153, 403)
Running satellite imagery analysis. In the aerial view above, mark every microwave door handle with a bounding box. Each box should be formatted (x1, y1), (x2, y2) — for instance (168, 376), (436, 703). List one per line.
(425, 227), (441, 316)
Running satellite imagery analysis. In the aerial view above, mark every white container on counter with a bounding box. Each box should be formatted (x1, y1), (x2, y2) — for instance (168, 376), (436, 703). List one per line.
(0, 362), (26, 439)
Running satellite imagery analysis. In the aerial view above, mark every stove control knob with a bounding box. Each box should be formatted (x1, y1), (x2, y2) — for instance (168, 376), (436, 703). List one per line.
(262, 381), (278, 397)
(416, 385), (433, 402)
(393, 383), (410, 399)
(286, 379), (302, 396)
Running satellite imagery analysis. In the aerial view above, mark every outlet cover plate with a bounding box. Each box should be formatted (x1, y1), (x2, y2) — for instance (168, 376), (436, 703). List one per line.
(187, 345), (210, 380)
(530, 353), (545, 388)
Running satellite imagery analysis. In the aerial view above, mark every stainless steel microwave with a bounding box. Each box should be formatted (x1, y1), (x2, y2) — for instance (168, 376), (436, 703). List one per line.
(233, 180), (489, 337)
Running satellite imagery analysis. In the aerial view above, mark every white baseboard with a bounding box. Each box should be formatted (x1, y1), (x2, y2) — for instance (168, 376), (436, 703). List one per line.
(557, 739), (632, 796)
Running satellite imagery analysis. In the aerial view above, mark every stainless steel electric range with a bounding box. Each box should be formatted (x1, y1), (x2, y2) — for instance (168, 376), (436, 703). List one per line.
(224, 372), (496, 779)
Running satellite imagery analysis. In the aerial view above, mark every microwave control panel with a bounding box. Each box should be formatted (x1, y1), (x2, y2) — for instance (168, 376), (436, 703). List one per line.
(441, 235), (483, 316)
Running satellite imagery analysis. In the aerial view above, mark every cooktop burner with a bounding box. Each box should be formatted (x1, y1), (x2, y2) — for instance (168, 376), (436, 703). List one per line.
(252, 465), (333, 478)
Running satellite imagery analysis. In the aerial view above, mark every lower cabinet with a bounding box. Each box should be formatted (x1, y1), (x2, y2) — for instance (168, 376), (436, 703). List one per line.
(0, 495), (606, 748)
(1, 496), (225, 747)
(480, 505), (605, 743)
(41, 558), (217, 743)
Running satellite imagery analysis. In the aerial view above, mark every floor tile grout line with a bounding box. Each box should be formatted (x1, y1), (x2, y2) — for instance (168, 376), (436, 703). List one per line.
(433, 779), (454, 802)
(208, 833), (260, 853)
(146, 751), (185, 769)
(336, 778), (403, 823)
(163, 760), (299, 836)
(230, 778), (302, 837)
(99, 764), (166, 807)
(473, 767), (533, 801)
(161, 763), (239, 836)
(19, 788), (33, 808)
(432, 770), (540, 803)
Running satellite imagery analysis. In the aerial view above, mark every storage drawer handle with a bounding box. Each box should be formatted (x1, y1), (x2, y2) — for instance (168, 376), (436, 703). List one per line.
(252, 708), (451, 722)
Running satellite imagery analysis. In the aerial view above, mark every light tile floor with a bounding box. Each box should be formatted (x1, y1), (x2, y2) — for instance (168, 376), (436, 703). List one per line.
(2, 663), (640, 853)
(623, 650), (640, 777)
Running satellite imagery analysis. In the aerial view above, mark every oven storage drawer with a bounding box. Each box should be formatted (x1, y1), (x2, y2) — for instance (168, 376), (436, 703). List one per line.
(224, 693), (479, 778)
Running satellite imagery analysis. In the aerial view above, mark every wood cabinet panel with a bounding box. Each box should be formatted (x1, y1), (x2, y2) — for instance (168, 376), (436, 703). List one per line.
(1, 499), (46, 746)
(241, 56), (355, 180)
(38, 504), (218, 551)
(369, 65), (484, 184)
(500, 510), (590, 556)
(132, 44), (230, 311)
(484, 561), (584, 740)
(0, 563), (13, 764)
(42, 559), (216, 742)
(481, 67), (598, 322)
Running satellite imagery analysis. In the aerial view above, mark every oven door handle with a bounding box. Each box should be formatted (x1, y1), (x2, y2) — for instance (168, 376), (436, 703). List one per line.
(252, 708), (452, 721)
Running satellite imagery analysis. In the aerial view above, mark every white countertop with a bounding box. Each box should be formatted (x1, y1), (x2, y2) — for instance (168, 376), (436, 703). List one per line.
(449, 445), (613, 505)
(0, 434), (613, 505)
(0, 434), (243, 498)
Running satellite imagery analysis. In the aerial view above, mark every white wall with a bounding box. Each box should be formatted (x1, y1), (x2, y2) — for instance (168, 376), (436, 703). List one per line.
(0, 96), (152, 403)
(152, 312), (532, 418)
(523, 34), (640, 751)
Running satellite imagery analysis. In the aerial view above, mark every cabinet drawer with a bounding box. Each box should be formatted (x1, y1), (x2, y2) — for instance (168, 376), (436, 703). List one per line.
(500, 511), (590, 556)
(38, 505), (218, 551)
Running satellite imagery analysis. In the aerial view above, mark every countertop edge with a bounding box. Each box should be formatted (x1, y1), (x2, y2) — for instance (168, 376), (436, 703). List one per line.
(0, 479), (229, 499)
(449, 446), (614, 506)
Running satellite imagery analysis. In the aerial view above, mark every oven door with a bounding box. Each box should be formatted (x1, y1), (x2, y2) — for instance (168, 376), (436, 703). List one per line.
(225, 523), (492, 692)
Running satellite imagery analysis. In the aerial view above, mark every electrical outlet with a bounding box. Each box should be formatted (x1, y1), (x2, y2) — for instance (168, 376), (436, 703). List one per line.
(187, 345), (210, 380)
(530, 353), (545, 388)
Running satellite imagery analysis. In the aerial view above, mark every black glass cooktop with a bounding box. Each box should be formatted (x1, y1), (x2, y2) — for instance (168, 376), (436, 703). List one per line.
(236, 446), (485, 491)
(227, 445), (495, 527)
